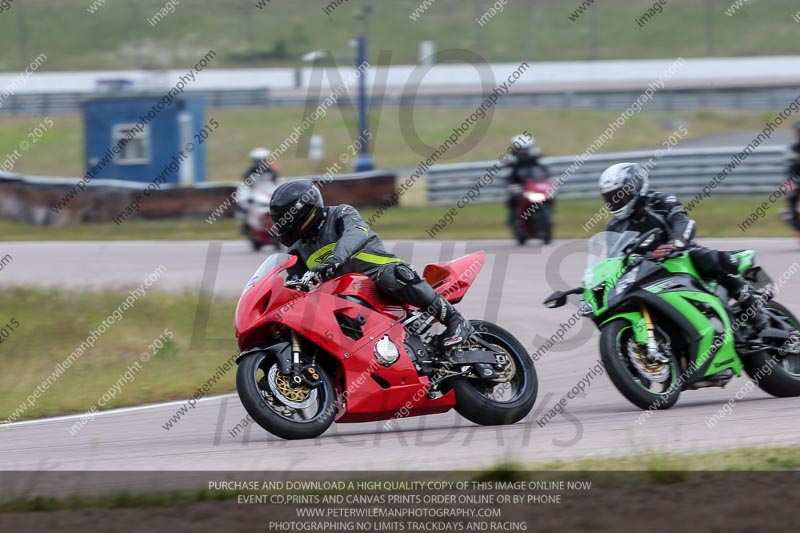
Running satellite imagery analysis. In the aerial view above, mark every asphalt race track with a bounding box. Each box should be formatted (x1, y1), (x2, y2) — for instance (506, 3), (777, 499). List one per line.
(2, 238), (800, 473)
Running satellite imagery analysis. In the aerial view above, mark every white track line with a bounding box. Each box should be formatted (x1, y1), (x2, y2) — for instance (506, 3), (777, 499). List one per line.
(1, 393), (237, 429)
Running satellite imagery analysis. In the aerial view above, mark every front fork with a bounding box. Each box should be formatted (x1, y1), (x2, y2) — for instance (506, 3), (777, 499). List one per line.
(289, 331), (322, 388)
(642, 306), (669, 363)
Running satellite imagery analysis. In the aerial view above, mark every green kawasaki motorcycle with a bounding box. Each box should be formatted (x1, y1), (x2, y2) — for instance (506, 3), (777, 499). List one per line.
(544, 229), (800, 410)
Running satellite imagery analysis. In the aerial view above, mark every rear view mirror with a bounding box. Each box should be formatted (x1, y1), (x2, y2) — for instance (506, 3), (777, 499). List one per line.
(543, 291), (567, 309)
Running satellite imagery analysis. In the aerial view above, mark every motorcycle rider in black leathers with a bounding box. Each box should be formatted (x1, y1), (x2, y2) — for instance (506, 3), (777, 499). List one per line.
(269, 180), (473, 358)
(784, 121), (800, 231)
(506, 134), (550, 224)
(599, 162), (769, 333)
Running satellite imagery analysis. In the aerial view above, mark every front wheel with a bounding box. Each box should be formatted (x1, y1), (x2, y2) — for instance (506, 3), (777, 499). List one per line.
(539, 204), (553, 245)
(451, 320), (537, 425)
(249, 236), (263, 252)
(744, 302), (800, 397)
(236, 351), (337, 439)
(511, 220), (528, 245)
(600, 319), (681, 410)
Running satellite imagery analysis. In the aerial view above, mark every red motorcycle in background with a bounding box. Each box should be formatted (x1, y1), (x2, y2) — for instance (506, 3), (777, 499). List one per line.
(235, 180), (281, 251)
(234, 252), (537, 440)
(510, 178), (555, 245)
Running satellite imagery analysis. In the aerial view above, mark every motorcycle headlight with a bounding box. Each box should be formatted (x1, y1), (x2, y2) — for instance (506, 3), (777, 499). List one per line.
(523, 191), (547, 203)
(613, 267), (640, 296)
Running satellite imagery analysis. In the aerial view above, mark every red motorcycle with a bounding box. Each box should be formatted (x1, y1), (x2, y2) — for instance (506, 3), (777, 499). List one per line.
(511, 179), (555, 245)
(234, 252), (537, 440)
(235, 180), (281, 251)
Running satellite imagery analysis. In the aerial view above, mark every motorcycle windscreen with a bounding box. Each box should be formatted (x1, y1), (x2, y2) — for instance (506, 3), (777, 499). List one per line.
(744, 265), (774, 291)
(241, 253), (296, 297)
(583, 231), (640, 285)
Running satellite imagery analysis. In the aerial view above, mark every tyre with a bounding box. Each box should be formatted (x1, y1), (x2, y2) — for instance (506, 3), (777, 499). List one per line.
(744, 301), (800, 397)
(451, 320), (537, 425)
(600, 319), (681, 410)
(511, 220), (528, 246)
(540, 205), (553, 245)
(236, 351), (337, 439)
(249, 236), (263, 252)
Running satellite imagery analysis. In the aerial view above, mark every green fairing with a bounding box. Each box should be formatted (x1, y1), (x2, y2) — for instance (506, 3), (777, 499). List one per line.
(585, 252), (744, 378)
(583, 258), (625, 315)
(586, 258), (623, 288)
(600, 312), (648, 344)
(656, 291), (743, 377)
(662, 253), (701, 278)
(732, 250), (755, 272)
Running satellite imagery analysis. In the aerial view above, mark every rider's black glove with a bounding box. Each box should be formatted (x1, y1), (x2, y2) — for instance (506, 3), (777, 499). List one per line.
(652, 239), (687, 261)
(309, 261), (340, 282)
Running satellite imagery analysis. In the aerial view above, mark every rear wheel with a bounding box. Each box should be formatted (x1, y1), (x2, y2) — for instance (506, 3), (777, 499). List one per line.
(236, 351), (336, 439)
(744, 301), (800, 397)
(451, 320), (537, 425)
(600, 319), (681, 410)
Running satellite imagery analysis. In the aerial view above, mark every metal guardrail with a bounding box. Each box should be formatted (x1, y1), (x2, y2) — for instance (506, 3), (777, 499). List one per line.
(425, 146), (787, 205)
(1, 86), (798, 115)
(0, 89), (271, 115)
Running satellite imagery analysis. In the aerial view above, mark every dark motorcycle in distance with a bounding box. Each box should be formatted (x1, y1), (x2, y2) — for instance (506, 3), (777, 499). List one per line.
(510, 178), (555, 245)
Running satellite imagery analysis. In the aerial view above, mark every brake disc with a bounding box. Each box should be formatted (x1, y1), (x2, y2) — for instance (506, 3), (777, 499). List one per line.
(627, 339), (670, 383)
(266, 365), (318, 410)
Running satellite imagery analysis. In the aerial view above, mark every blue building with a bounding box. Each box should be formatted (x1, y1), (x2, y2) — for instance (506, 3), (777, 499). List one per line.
(83, 95), (207, 184)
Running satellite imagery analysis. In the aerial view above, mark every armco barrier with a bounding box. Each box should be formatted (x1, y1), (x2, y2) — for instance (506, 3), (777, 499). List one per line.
(0, 171), (397, 225)
(2, 87), (799, 116)
(425, 146), (786, 206)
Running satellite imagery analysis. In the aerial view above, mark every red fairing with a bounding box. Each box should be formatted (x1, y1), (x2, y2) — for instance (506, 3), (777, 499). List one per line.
(423, 251), (485, 304)
(525, 178), (555, 196)
(321, 274), (407, 321)
(249, 213), (274, 242)
(235, 253), (493, 423)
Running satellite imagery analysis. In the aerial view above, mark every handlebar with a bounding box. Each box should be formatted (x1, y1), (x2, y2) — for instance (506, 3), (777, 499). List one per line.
(623, 228), (662, 260)
(284, 271), (321, 292)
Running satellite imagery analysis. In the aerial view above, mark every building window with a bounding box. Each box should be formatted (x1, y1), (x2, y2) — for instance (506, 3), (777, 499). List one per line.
(111, 124), (150, 165)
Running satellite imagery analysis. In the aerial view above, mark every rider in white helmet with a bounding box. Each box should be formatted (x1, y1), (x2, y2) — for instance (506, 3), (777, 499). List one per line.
(244, 147), (278, 184)
(599, 162), (769, 334)
(506, 133), (549, 222)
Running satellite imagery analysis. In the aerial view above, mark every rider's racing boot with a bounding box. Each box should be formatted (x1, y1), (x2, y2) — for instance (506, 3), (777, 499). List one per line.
(429, 295), (474, 360)
(729, 276), (770, 334)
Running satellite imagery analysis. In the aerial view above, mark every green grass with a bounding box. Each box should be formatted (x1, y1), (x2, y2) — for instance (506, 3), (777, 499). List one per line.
(0, 287), (238, 421)
(0, 197), (794, 241)
(0, 0), (797, 71)
(0, 107), (785, 179)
